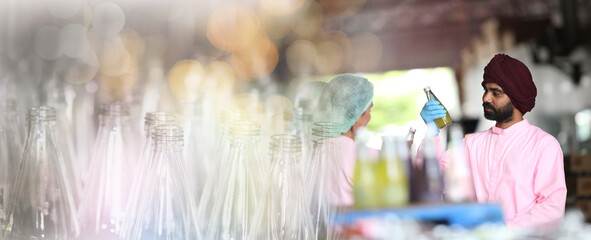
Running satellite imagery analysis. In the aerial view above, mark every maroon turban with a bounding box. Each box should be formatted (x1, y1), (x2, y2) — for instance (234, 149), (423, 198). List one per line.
(482, 54), (537, 115)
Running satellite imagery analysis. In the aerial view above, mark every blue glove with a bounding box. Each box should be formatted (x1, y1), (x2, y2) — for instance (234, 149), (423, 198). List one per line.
(420, 100), (447, 134)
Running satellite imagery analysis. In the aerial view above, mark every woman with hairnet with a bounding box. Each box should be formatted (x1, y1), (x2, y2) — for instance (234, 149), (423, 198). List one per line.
(317, 74), (378, 207)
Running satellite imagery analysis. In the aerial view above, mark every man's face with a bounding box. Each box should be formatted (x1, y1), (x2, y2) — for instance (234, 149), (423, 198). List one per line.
(482, 83), (514, 122)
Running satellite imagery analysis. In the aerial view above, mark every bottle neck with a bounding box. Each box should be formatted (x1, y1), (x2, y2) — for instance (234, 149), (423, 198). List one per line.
(269, 134), (302, 165)
(152, 125), (184, 151)
(144, 112), (176, 139)
(229, 121), (260, 142)
(99, 103), (130, 127)
(311, 122), (343, 142)
(26, 106), (57, 134)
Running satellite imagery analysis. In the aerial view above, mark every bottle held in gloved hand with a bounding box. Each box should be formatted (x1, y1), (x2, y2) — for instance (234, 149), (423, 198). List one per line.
(423, 86), (452, 129)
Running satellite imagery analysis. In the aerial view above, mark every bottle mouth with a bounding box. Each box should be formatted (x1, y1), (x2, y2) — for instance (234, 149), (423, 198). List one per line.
(152, 125), (184, 142)
(229, 120), (260, 136)
(100, 102), (130, 116)
(311, 122), (343, 138)
(27, 106), (57, 121)
(145, 111), (177, 127)
(270, 134), (302, 153)
(219, 109), (249, 124)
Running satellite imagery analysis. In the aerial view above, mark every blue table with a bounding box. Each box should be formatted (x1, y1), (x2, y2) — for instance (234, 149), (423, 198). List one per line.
(334, 203), (504, 228)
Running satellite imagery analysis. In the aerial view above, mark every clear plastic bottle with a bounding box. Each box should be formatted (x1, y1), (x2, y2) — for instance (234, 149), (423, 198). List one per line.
(204, 120), (267, 240)
(0, 100), (23, 227)
(376, 135), (409, 208)
(78, 102), (140, 238)
(4, 106), (80, 239)
(120, 125), (202, 240)
(424, 86), (452, 129)
(445, 125), (475, 203)
(248, 134), (313, 239)
(352, 127), (380, 209)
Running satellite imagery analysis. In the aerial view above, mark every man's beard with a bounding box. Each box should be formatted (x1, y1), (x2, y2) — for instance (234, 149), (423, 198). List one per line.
(483, 101), (513, 122)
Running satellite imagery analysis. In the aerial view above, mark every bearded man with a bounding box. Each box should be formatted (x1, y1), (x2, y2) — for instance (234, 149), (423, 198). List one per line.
(419, 54), (567, 230)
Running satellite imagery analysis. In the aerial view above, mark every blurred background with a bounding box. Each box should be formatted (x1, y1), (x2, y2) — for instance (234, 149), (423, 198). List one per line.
(1, 0), (591, 230)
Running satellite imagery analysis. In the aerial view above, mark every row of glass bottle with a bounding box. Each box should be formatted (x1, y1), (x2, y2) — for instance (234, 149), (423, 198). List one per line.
(0, 99), (358, 240)
(0, 99), (474, 240)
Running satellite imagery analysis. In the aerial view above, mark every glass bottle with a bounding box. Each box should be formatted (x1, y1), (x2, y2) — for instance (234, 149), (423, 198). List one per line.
(46, 77), (83, 207)
(0, 100), (23, 227)
(78, 102), (140, 238)
(352, 127), (380, 209)
(406, 127), (416, 149)
(423, 86), (452, 129)
(376, 135), (409, 208)
(120, 112), (177, 237)
(204, 120), (267, 240)
(4, 106), (79, 239)
(444, 125), (475, 203)
(307, 122), (343, 239)
(396, 133), (416, 205)
(249, 134), (313, 239)
(415, 124), (445, 203)
(196, 109), (248, 224)
(120, 125), (201, 240)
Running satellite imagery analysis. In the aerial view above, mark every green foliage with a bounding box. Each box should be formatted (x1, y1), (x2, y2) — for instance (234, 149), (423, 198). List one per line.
(367, 93), (419, 131)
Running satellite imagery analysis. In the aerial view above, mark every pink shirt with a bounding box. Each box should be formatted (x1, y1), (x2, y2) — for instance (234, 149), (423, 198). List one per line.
(421, 119), (566, 230)
(325, 136), (379, 207)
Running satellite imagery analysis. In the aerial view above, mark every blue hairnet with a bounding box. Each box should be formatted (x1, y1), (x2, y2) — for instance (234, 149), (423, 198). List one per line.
(294, 81), (327, 111)
(319, 74), (374, 133)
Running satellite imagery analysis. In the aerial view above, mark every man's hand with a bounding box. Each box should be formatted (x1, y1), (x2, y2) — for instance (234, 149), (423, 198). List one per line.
(420, 100), (447, 123)
(420, 100), (447, 135)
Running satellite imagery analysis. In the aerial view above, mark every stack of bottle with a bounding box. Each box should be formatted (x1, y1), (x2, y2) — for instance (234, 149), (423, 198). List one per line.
(0, 80), (479, 240)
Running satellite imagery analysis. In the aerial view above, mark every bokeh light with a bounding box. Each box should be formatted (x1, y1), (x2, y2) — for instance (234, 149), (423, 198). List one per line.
(98, 39), (134, 77)
(92, 2), (126, 38)
(206, 3), (261, 52)
(292, 1), (324, 39)
(60, 24), (90, 58)
(286, 40), (317, 76)
(204, 61), (236, 96)
(350, 32), (383, 72)
(46, 0), (81, 19)
(230, 33), (279, 80)
(258, 9), (293, 40)
(120, 31), (145, 63)
(168, 59), (204, 102)
(61, 51), (99, 85)
(314, 39), (346, 74)
(259, 0), (305, 17)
